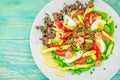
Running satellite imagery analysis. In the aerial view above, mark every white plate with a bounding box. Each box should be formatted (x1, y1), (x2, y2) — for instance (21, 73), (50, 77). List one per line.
(30, 0), (120, 80)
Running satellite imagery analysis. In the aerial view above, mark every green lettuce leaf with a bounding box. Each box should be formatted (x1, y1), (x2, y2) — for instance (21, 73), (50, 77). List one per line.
(93, 10), (108, 21)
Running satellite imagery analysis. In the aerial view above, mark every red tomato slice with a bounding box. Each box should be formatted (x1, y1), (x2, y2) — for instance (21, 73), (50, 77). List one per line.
(48, 44), (60, 48)
(72, 9), (84, 19)
(56, 47), (72, 56)
(60, 32), (72, 40)
(93, 43), (102, 60)
(84, 12), (95, 27)
(92, 14), (101, 23)
(67, 47), (72, 52)
(75, 57), (88, 64)
(55, 20), (71, 32)
(56, 50), (66, 56)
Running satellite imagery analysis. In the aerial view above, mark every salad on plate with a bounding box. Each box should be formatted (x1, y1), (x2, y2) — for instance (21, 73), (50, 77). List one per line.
(36, 0), (115, 76)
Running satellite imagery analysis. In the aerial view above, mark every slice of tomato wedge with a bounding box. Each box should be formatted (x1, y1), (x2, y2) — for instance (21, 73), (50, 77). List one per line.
(72, 9), (84, 19)
(60, 32), (72, 40)
(48, 44), (60, 48)
(93, 43), (102, 61)
(56, 50), (66, 56)
(56, 47), (72, 56)
(67, 47), (72, 52)
(84, 12), (101, 27)
(55, 20), (71, 32)
(84, 12), (95, 27)
(75, 57), (88, 64)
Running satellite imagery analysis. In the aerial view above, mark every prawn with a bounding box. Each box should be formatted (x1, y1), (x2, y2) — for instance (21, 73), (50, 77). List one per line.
(65, 51), (72, 59)
(78, 37), (84, 44)
(95, 32), (103, 39)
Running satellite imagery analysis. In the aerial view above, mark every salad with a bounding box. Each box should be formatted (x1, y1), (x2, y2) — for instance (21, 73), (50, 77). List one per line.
(36, 0), (115, 76)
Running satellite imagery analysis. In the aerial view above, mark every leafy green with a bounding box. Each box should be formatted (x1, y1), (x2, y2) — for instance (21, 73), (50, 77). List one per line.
(54, 56), (68, 67)
(50, 37), (63, 45)
(71, 68), (90, 74)
(81, 27), (86, 31)
(101, 41), (109, 61)
(101, 53), (108, 61)
(106, 21), (115, 36)
(93, 10), (108, 21)
(91, 29), (98, 32)
(102, 25), (111, 33)
(71, 65), (94, 74)
(86, 57), (94, 64)
(101, 41), (114, 61)
(68, 25), (77, 30)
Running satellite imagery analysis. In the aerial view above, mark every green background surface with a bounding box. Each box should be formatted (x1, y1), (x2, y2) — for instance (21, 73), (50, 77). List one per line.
(0, 0), (120, 80)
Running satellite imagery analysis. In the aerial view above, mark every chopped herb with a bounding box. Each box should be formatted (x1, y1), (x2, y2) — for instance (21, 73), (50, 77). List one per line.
(90, 71), (93, 74)
(63, 3), (67, 6)
(111, 52), (113, 54)
(93, 68), (95, 71)
(81, 27), (86, 31)
(103, 68), (106, 70)
(115, 25), (118, 29)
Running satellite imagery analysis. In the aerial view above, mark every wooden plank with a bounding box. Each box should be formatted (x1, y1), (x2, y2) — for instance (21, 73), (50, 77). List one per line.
(112, 71), (120, 79)
(0, 25), (31, 40)
(0, 0), (50, 39)
(0, 40), (48, 80)
(104, 0), (120, 16)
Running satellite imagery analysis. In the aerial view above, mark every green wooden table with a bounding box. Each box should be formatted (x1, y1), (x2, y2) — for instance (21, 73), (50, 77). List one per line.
(0, 0), (120, 80)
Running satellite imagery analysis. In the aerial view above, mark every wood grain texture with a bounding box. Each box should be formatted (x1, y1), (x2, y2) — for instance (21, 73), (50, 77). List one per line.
(0, 0), (120, 80)
(0, 40), (48, 80)
(0, 0), (50, 39)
